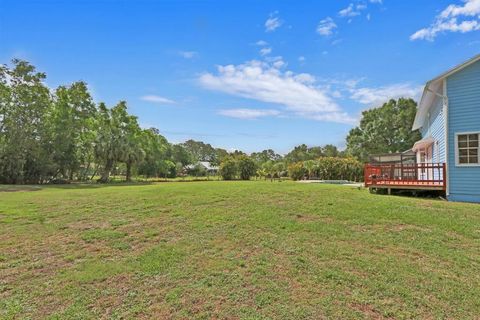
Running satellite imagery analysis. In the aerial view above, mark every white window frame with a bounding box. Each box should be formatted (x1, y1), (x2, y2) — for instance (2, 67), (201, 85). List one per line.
(455, 132), (480, 167)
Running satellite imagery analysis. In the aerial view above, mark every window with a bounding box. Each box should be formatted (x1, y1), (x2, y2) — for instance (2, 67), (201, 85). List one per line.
(456, 133), (479, 165)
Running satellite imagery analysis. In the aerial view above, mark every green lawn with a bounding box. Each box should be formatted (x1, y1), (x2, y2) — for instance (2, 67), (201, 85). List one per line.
(1, 181), (479, 319)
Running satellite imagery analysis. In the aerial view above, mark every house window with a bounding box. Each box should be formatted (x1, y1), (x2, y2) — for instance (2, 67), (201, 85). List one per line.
(456, 133), (479, 165)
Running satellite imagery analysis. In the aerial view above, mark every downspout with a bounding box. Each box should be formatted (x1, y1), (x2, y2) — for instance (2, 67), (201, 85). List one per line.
(443, 80), (450, 196)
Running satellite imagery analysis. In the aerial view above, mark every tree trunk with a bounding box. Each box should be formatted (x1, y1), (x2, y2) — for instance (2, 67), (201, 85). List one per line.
(81, 162), (91, 181)
(126, 161), (132, 182)
(90, 164), (98, 180)
(99, 159), (113, 183)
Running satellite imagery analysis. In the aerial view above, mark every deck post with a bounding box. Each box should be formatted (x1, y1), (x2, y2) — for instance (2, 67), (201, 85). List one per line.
(387, 188), (391, 195)
(442, 163), (447, 191)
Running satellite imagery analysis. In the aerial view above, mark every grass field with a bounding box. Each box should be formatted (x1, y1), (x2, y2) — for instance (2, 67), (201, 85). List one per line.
(1, 181), (480, 319)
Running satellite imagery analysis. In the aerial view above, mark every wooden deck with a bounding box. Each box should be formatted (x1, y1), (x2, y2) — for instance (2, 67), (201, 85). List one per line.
(364, 163), (446, 191)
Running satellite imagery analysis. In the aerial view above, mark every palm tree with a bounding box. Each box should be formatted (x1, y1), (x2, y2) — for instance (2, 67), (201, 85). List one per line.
(119, 116), (145, 182)
(303, 160), (316, 180)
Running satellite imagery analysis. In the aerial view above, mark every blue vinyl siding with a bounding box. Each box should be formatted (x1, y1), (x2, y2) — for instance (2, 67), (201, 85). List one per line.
(446, 60), (480, 203)
(420, 95), (446, 164)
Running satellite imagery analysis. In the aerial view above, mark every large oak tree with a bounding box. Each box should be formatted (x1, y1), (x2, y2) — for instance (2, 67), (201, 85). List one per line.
(345, 98), (421, 162)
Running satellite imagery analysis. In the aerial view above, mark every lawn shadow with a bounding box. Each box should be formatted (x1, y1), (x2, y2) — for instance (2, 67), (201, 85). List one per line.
(0, 185), (43, 192)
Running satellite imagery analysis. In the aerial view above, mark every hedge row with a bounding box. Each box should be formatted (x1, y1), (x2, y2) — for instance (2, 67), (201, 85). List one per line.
(288, 157), (364, 182)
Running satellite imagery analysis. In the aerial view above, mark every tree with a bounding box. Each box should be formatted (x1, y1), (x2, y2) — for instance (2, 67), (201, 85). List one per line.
(120, 115), (145, 182)
(49, 81), (97, 180)
(288, 163), (306, 181)
(262, 161), (275, 181)
(138, 128), (171, 178)
(219, 158), (237, 180)
(346, 98), (421, 162)
(94, 101), (133, 183)
(237, 155), (256, 180)
(213, 148), (228, 166)
(285, 144), (309, 163)
(273, 162), (286, 178)
(256, 168), (268, 180)
(171, 144), (193, 167)
(187, 163), (207, 177)
(157, 160), (176, 178)
(251, 149), (282, 165)
(303, 160), (316, 180)
(322, 144), (339, 158)
(182, 139), (216, 162)
(307, 146), (324, 159)
(0, 59), (53, 184)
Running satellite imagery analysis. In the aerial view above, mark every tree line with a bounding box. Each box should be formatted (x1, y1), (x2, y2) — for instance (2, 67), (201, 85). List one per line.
(0, 59), (420, 184)
(0, 60), (228, 184)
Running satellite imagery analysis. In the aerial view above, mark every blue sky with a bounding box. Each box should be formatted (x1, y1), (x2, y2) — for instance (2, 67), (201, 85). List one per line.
(1, 0), (479, 153)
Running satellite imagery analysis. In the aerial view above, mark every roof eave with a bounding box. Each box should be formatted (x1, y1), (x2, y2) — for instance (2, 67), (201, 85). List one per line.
(412, 83), (431, 131)
(412, 54), (480, 132)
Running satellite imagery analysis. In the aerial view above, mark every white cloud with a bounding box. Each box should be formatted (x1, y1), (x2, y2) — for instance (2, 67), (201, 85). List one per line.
(317, 17), (337, 36)
(294, 73), (316, 84)
(411, 0), (480, 41)
(298, 56), (306, 62)
(260, 47), (272, 56)
(199, 60), (356, 124)
(339, 3), (362, 17)
(141, 95), (176, 104)
(265, 13), (283, 32)
(332, 90), (342, 98)
(218, 108), (280, 119)
(178, 51), (198, 59)
(440, 0), (480, 18)
(303, 111), (357, 124)
(349, 83), (423, 106)
(357, 4), (367, 10)
(272, 59), (285, 69)
(337, 1), (382, 24)
(264, 56), (287, 69)
(256, 40), (269, 46)
(331, 39), (343, 45)
(411, 18), (480, 41)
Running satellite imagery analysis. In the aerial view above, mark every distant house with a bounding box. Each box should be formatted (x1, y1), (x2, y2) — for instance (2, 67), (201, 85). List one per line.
(184, 161), (219, 175)
(366, 54), (480, 203)
(198, 161), (219, 173)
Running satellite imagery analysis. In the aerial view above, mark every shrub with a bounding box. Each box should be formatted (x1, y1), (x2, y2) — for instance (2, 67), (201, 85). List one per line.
(187, 163), (207, 177)
(219, 158), (237, 180)
(237, 156), (256, 180)
(288, 162), (306, 181)
(158, 160), (177, 178)
(288, 157), (363, 182)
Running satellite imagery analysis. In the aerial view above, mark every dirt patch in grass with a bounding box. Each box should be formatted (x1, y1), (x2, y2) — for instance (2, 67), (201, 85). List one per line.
(67, 221), (112, 231)
(294, 213), (335, 224)
(350, 223), (431, 233)
(350, 302), (390, 320)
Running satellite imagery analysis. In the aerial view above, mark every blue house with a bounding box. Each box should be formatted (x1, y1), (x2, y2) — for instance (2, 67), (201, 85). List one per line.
(366, 54), (480, 203)
(412, 54), (480, 203)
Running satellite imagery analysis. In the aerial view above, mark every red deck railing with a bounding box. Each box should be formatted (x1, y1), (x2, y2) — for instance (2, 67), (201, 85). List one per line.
(364, 163), (446, 190)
